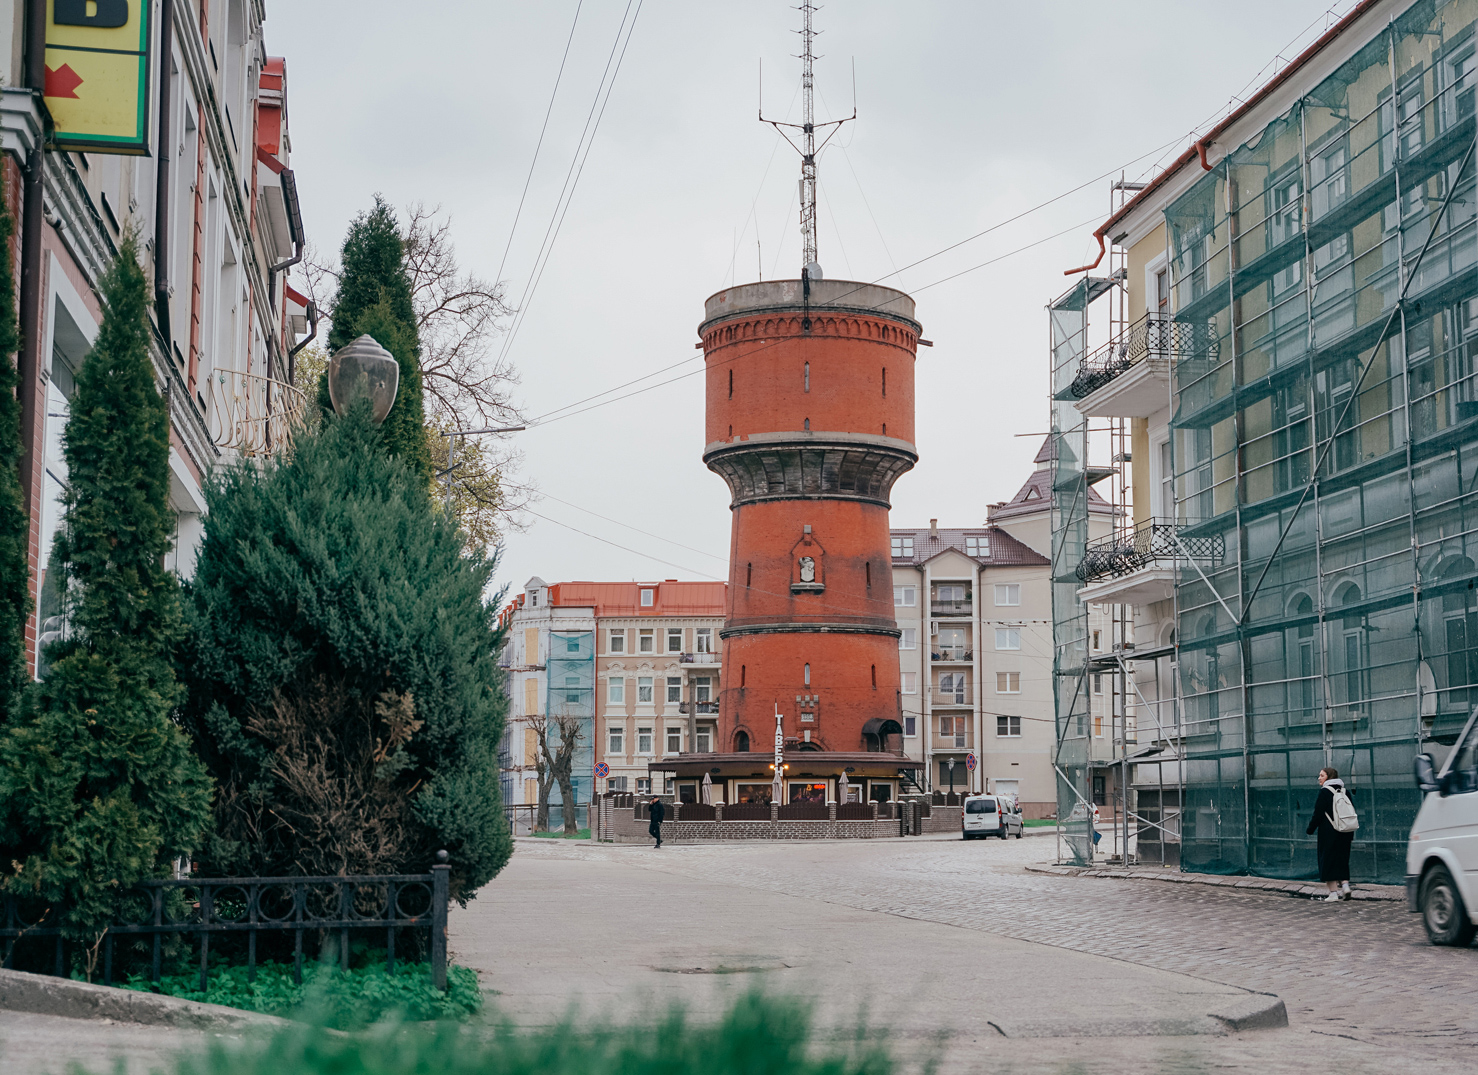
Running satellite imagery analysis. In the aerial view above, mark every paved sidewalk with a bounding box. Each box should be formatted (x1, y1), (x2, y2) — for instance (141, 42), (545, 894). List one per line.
(1025, 862), (1405, 901)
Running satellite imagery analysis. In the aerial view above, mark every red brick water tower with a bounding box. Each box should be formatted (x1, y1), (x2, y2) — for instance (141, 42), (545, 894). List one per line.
(699, 277), (921, 760)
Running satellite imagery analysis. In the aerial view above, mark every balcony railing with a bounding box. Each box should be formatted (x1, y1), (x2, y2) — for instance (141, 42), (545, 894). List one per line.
(1076, 518), (1224, 585)
(931, 600), (973, 616)
(208, 370), (308, 457)
(679, 652), (720, 664)
(1068, 315), (1215, 400)
(931, 648), (973, 662)
(678, 701), (719, 714)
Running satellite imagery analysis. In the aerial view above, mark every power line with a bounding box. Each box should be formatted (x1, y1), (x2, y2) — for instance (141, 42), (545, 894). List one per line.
(494, 0), (584, 288)
(503, 481), (727, 563)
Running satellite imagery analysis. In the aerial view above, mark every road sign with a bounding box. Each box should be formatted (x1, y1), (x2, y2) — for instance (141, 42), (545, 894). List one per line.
(965, 752), (977, 771)
(594, 762), (610, 779)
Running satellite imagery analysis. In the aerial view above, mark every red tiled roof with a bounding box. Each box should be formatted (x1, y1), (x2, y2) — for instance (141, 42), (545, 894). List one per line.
(547, 580), (726, 617)
(889, 526), (1049, 567)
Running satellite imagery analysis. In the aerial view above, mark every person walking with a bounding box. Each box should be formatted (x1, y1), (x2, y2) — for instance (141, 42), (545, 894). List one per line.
(648, 795), (665, 848)
(1306, 767), (1355, 901)
(1091, 802), (1102, 851)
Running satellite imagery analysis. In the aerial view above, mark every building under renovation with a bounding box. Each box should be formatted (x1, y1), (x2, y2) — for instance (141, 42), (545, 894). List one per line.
(1052, 0), (1476, 883)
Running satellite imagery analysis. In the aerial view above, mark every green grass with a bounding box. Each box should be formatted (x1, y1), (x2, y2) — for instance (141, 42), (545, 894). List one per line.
(530, 829), (590, 839)
(119, 960), (482, 1029)
(1024, 819), (1058, 827)
(160, 991), (899, 1075)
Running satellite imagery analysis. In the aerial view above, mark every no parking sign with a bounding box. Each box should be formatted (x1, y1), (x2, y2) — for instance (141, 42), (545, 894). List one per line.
(965, 752), (977, 771)
(594, 762), (610, 779)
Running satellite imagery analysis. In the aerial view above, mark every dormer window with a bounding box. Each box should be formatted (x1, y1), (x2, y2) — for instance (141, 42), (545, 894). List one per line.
(891, 536), (914, 558)
(964, 535), (988, 557)
(640, 588), (654, 607)
(529, 592), (539, 607)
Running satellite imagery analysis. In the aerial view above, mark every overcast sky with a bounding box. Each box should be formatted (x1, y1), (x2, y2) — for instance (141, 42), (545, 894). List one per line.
(271, 1), (1356, 601)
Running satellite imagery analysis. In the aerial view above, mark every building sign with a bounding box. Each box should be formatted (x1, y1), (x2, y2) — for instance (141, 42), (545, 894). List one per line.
(45, 0), (152, 154)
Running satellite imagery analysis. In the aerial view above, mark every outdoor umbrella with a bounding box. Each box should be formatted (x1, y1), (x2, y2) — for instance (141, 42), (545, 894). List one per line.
(700, 771), (713, 805)
(838, 771), (850, 804)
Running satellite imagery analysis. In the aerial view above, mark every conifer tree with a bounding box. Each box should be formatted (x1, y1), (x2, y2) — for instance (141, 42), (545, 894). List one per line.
(0, 235), (212, 944)
(181, 408), (510, 896)
(0, 173), (31, 718)
(322, 197), (431, 484)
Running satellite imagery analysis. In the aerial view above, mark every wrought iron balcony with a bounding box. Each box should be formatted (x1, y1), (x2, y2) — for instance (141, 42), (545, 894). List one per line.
(679, 652), (720, 664)
(208, 370), (308, 456)
(1068, 315), (1211, 400)
(677, 701), (719, 714)
(1076, 518), (1224, 585)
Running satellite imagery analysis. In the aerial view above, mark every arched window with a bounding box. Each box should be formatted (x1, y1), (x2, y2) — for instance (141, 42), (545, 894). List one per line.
(1334, 582), (1364, 713)
(735, 730), (750, 752)
(1440, 558), (1478, 713)
(1286, 594), (1316, 720)
(804, 662), (811, 687)
(803, 361), (810, 392)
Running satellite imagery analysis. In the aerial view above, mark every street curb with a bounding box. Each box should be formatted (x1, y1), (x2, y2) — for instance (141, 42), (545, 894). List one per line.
(0, 967), (288, 1030)
(1024, 864), (1404, 901)
(1208, 996), (1289, 1032)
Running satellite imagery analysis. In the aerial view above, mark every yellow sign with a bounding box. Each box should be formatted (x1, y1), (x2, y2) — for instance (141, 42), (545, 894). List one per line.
(45, 0), (152, 155)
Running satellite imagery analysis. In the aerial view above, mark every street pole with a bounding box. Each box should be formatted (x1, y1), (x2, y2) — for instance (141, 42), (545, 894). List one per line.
(439, 425), (526, 513)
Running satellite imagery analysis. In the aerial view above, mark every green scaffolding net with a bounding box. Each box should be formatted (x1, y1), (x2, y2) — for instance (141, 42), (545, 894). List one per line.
(546, 631), (595, 829)
(1165, 0), (1476, 882)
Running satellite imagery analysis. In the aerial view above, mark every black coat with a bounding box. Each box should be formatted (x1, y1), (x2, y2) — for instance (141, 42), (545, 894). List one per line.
(1305, 783), (1354, 882)
(648, 801), (665, 827)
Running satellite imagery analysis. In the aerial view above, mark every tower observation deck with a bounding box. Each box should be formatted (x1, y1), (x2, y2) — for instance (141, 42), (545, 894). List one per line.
(699, 276), (921, 765)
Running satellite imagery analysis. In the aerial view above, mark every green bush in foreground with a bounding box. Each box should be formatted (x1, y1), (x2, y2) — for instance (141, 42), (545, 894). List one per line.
(120, 960), (481, 1029)
(167, 991), (896, 1075)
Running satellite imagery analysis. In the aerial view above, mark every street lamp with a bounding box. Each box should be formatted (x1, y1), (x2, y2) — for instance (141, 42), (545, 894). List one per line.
(327, 335), (400, 423)
(439, 425), (528, 511)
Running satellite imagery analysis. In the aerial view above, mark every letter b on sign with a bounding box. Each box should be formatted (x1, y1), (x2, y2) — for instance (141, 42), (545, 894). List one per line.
(54, 0), (130, 29)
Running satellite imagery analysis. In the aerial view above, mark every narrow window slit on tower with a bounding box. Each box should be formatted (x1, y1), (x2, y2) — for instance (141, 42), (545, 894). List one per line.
(741, 665), (746, 686)
(804, 361), (810, 392)
(871, 664), (877, 689)
(729, 369), (733, 398)
(746, 562), (752, 587)
(866, 562), (871, 588)
(804, 662), (811, 687)
(882, 367), (887, 396)
(804, 418), (810, 431)
(882, 423), (886, 436)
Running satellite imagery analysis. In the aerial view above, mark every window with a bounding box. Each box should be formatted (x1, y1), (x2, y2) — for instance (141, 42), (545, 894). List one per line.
(1094, 713), (1104, 738)
(994, 584), (1020, 606)
(938, 673), (967, 704)
(904, 715), (917, 737)
(694, 677), (712, 703)
(901, 671), (917, 694)
(640, 588), (654, 607)
(609, 727), (624, 753)
(564, 675), (581, 703)
(964, 536), (987, 557)
(608, 630), (625, 653)
(667, 628), (683, 653)
(696, 728), (712, 752)
(637, 727), (653, 754)
(936, 584), (967, 605)
(696, 628), (712, 653)
(636, 777), (652, 795)
(607, 775), (627, 792)
(996, 715), (1021, 737)
(637, 676), (653, 703)
(667, 727), (682, 753)
(666, 676), (682, 703)
(1156, 267), (1170, 314)
(1159, 440), (1174, 518)
(564, 636), (580, 654)
(939, 715), (965, 747)
(1093, 673), (1103, 694)
(665, 776), (675, 795)
(899, 628), (917, 650)
(996, 672), (1020, 694)
(639, 629), (654, 653)
(891, 536), (914, 558)
(1092, 630), (1101, 650)
(608, 678), (625, 704)
(894, 585), (916, 607)
(995, 628), (1021, 650)
(803, 663), (811, 687)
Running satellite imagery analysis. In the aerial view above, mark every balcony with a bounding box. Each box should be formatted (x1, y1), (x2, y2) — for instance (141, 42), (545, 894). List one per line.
(930, 648), (973, 663)
(678, 701), (719, 714)
(679, 652), (721, 665)
(1068, 315), (1201, 418)
(1075, 518), (1223, 606)
(931, 600), (973, 617)
(208, 370), (308, 457)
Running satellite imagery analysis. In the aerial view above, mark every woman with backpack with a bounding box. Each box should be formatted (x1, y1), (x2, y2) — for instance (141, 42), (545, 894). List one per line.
(1306, 767), (1357, 902)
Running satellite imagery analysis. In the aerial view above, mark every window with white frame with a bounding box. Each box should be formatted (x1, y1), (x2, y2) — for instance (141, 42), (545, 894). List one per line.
(994, 584), (1020, 606)
(694, 677), (712, 703)
(636, 777), (652, 795)
(666, 676), (682, 702)
(640, 588), (654, 607)
(996, 715), (1022, 737)
(1093, 673), (1103, 694)
(608, 677), (625, 704)
(667, 628), (683, 653)
(995, 628), (1021, 650)
(608, 727), (624, 753)
(899, 628), (917, 650)
(638, 629), (654, 653)
(607, 775), (627, 792)
(964, 535), (987, 557)
(637, 676), (653, 703)
(936, 584), (968, 605)
(696, 727), (712, 752)
(938, 672), (967, 704)
(608, 630), (625, 653)
(891, 535), (913, 558)
(564, 675), (581, 703)
(664, 776), (674, 795)
(637, 727), (653, 754)
(996, 671), (1021, 694)
(894, 585), (916, 607)
(901, 671), (917, 694)
(666, 727), (681, 753)
(939, 714), (965, 747)
(696, 628), (712, 653)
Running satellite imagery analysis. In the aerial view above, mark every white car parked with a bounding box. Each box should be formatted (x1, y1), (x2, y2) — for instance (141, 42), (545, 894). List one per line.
(1408, 708), (1478, 945)
(962, 794), (1023, 840)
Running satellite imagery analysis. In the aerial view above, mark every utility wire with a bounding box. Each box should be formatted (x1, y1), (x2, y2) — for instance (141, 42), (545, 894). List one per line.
(504, 481), (727, 563)
(494, 0), (584, 288)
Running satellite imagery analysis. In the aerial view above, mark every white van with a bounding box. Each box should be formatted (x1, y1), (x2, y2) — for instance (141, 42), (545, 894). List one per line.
(1408, 709), (1478, 945)
(962, 794), (1023, 840)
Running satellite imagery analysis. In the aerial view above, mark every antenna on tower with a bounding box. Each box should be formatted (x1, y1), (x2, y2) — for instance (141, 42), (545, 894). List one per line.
(759, 1), (854, 280)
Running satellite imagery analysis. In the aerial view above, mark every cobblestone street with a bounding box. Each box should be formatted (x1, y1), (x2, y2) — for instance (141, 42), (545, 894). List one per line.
(473, 835), (1478, 1073)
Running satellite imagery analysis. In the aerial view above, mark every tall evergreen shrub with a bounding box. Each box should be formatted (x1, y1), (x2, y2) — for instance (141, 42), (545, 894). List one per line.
(0, 172), (31, 717)
(0, 235), (212, 942)
(181, 409), (510, 896)
(322, 198), (431, 484)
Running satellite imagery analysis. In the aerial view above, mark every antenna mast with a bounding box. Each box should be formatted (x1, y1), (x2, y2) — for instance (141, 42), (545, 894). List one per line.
(759, 1), (854, 277)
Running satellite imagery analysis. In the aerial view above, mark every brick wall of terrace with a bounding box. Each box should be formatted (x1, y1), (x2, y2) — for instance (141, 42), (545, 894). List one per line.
(595, 797), (962, 843)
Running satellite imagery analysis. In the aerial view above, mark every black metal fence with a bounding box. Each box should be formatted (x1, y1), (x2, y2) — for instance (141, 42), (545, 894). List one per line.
(1, 853), (451, 991)
(1076, 517), (1226, 585)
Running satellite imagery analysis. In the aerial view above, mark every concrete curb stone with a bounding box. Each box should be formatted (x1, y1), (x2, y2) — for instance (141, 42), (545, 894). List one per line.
(0, 967), (288, 1030)
(1024, 863), (1403, 901)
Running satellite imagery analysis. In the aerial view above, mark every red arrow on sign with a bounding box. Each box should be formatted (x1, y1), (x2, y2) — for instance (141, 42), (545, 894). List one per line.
(45, 64), (84, 99)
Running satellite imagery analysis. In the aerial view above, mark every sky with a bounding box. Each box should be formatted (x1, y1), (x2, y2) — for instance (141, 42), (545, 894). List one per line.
(270, 0), (1360, 601)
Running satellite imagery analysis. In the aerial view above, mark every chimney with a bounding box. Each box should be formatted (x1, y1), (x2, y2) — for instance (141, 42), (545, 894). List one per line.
(929, 519), (938, 538)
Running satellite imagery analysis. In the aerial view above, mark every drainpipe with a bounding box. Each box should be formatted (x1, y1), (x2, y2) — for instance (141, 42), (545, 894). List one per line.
(17, 0), (47, 568)
(154, 0), (173, 346)
(1063, 229), (1107, 276)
